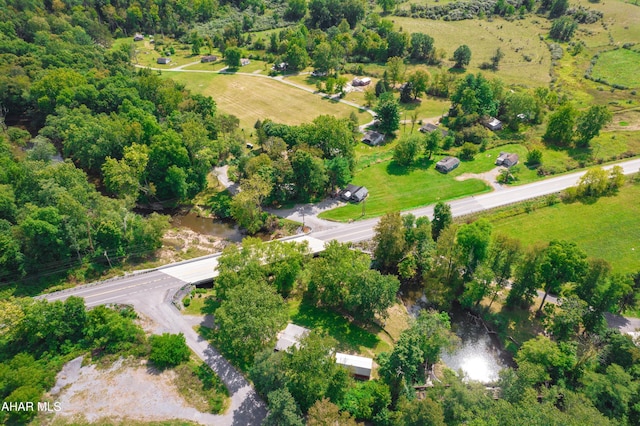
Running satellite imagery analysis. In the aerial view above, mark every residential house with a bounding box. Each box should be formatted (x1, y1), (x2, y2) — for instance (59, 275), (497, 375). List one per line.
(201, 55), (218, 63)
(335, 352), (373, 380)
(157, 57), (171, 65)
(495, 152), (519, 167)
(419, 123), (449, 137)
(361, 131), (385, 146)
(435, 156), (460, 173)
(351, 186), (368, 203)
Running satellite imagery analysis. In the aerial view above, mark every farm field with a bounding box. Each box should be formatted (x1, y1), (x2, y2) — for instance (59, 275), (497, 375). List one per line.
(488, 182), (640, 274)
(164, 71), (372, 129)
(591, 48), (640, 89)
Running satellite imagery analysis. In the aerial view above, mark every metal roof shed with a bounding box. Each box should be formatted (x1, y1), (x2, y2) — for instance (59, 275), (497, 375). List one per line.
(335, 352), (373, 380)
(275, 324), (310, 352)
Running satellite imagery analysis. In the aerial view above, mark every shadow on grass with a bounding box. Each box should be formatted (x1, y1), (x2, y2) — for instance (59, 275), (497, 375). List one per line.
(202, 296), (221, 315)
(386, 157), (436, 176)
(290, 300), (380, 352)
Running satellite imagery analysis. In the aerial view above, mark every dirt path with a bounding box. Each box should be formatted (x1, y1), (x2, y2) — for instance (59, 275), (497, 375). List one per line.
(455, 166), (505, 190)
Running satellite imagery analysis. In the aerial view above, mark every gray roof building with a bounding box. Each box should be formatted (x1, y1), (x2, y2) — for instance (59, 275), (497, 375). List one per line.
(483, 117), (503, 131)
(435, 156), (460, 173)
(495, 152), (519, 167)
(157, 57), (171, 64)
(275, 324), (310, 352)
(361, 131), (385, 146)
(201, 55), (218, 63)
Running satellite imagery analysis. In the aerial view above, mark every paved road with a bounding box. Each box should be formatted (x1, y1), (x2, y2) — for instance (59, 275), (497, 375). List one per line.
(40, 156), (640, 423)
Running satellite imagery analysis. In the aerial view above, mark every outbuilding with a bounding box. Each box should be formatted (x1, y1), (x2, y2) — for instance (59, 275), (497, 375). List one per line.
(495, 152), (519, 167)
(351, 186), (368, 203)
(133, 33), (144, 42)
(275, 324), (310, 352)
(352, 77), (371, 86)
(435, 156), (460, 173)
(335, 352), (373, 380)
(240, 58), (251, 66)
(419, 123), (449, 137)
(201, 55), (218, 63)
(483, 117), (503, 131)
(157, 57), (171, 65)
(361, 131), (385, 146)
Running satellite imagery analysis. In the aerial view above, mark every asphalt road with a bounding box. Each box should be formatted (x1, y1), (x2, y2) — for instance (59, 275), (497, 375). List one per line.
(40, 156), (640, 424)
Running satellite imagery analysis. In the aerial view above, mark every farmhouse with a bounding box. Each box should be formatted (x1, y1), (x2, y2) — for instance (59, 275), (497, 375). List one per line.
(495, 152), (519, 167)
(157, 57), (171, 65)
(435, 156), (460, 174)
(352, 77), (371, 86)
(335, 352), (373, 380)
(483, 117), (503, 131)
(133, 33), (144, 42)
(201, 55), (217, 63)
(275, 324), (310, 352)
(361, 131), (385, 146)
(240, 58), (251, 66)
(419, 123), (449, 136)
(273, 62), (288, 71)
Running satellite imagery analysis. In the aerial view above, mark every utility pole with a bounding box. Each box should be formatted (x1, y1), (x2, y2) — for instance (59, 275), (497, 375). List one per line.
(104, 250), (113, 269)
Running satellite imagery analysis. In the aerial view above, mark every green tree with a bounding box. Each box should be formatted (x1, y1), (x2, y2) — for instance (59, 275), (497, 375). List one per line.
(408, 70), (430, 100)
(396, 396), (446, 426)
(393, 133), (422, 166)
(291, 149), (328, 199)
(550, 16), (578, 42)
(549, 0), (569, 18)
(456, 219), (493, 279)
(224, 46), (242, 68)
(307, 398), (357, 426)
(377, 0), (396, 14)
(526, 149), (543, 166)
(215, 281), (288, 366)
(460, 142), (479, 160)
(506, 244), (545, 309)
(340, 380), (391, 421)
(386, 56), (406, 87)
(346, 269), (400, 321)
(431, 201), (452, 241)
(575, 105), (612, 147)
(375, 93), (401, 135)
(410, 33), (436, 62)
(576, 167), (610, 198)
(453, 45), (472, 69)
(285, 43), (310, 71)
(149, 333), (191, 369)
(264, 388), (305, 426)
(537, 240), (588, 314)
(486, 234), (521, 308)
(543, 103), (577, 146)
(285, 0), (308, 21)
(374, 212), (407, 272)
(424, 130), (441, 160)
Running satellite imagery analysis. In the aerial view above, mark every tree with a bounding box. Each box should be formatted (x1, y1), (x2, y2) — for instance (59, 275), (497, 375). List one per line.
(408, 70), (430, 100)
(149, 333), (190, 369)
(291, 149), (328, 199)
(340, 380), (391, 421)
(346, 269), (400, 321)
(410, 33), (436, 62)
(456, 219), (492, 279)
(393, 133), (422, 166)
(486, 234), (522, 308)
(506, 244), (545, 309)
(537, 240), (588, 314)
(575, 105), (612, 147)
(460, 142), (478, 160)
(396, 396), (446, 426)
(377, 0), (396, 14)
(549, 0), (569, 18)
(432, 201), (452, 241)
(453, 45), (472, 69)
(224, 46), (242, 68)
(285, 43), (310, 71)
(526, 149), (543, 167)
(374, 212), (407, 272)
(550, 16), (578, 42)
(307, 398), (357, 426)
(543, 103), (577, 146)
(215, 281), (288, 366)
(375, 93), (401, 135)
(424, 131), (442, 161)
(576, 167), (609, 198)
(386, 56), (406, 87)
(264, 388), (305, 426)
(285, 0), (308, 21)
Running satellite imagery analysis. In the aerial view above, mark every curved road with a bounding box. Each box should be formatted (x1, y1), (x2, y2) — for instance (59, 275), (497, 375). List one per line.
(40, 157), (640, 424)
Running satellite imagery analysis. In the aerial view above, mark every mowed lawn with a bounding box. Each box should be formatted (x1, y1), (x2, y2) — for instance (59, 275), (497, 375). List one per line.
(319, 156), (490, 221)
(164, 72), (372, 129)
(490, 183), (640, 274)
(591, 48), (640, 89)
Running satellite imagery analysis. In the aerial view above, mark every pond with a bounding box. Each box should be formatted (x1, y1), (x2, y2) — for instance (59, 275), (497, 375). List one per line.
(170, 212), (245, 242)
(403, 289), (511, 384)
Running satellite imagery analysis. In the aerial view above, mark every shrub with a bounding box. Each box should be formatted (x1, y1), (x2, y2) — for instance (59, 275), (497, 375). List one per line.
(183, 297), (191, 307)
(149, 333), (191, 369)
(460, 142), (478, 160)
(526, 149), (543, 166)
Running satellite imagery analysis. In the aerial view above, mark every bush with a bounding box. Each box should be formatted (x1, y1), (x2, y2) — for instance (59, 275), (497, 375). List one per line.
(526, 149), (543, 167)
(149, 333), (191, 369)
(460, 142), (479, 160)
(183, 297), (191, 307)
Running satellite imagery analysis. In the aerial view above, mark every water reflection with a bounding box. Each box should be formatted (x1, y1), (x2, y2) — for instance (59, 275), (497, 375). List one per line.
(440, 313), (507, 383)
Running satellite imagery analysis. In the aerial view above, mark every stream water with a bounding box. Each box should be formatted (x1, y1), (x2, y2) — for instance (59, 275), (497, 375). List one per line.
(170, 212), (245, 242)
(403, 289), (510, 384)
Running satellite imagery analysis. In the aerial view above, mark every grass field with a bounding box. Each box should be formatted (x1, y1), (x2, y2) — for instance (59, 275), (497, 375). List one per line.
(392, 16), (552, 87)
(319, 156), (491, 221)
(488, 183), (640, 274)
(164, 72), (372, 129)
(591, 48), (640, 89)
